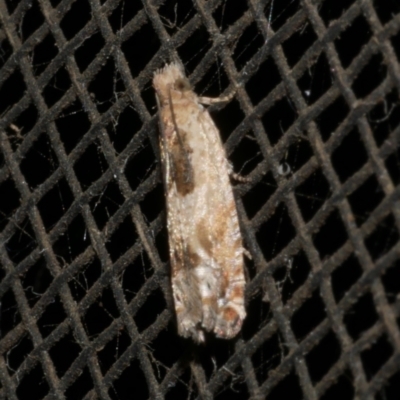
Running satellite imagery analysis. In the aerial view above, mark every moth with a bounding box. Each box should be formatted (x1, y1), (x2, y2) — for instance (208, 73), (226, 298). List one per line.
(153, 62), (246, 342)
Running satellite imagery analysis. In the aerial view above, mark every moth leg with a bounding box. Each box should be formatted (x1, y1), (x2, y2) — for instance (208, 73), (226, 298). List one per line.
(243, 247), (252, 260)
(198, 86), (237, 105)
(226, 161), (251, 183)
(230, 170), (251, 183)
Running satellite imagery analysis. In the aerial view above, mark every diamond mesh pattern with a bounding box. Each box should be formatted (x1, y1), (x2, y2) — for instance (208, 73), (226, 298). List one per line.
(1, 0), (400, 398)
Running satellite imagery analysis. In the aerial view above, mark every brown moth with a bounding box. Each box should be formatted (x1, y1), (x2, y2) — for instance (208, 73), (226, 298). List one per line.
(153, 62), (246, 342)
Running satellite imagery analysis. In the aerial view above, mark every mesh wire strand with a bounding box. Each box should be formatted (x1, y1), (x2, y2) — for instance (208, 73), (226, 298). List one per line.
(0, 0), (400, 398)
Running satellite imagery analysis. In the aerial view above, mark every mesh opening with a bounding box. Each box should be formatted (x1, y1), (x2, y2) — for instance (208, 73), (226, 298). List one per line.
(1, 0), (400, 399)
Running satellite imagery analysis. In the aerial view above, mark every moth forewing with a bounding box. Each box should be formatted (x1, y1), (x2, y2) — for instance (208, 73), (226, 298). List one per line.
(153, 62), (246, 342)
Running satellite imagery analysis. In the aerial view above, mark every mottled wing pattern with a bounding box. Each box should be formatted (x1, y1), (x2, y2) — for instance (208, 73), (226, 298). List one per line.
(153, 63), (246, 342)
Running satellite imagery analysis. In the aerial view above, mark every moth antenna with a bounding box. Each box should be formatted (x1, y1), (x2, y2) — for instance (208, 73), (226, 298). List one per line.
(167, 88), (193, 184)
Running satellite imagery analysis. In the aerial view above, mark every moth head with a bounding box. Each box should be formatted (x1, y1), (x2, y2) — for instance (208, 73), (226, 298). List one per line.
(153, 62), (191, 102)
(173, 77), (191, 92)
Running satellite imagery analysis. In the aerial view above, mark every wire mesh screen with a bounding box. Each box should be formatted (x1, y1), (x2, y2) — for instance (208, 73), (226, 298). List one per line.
(1, 0), (400, 398)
